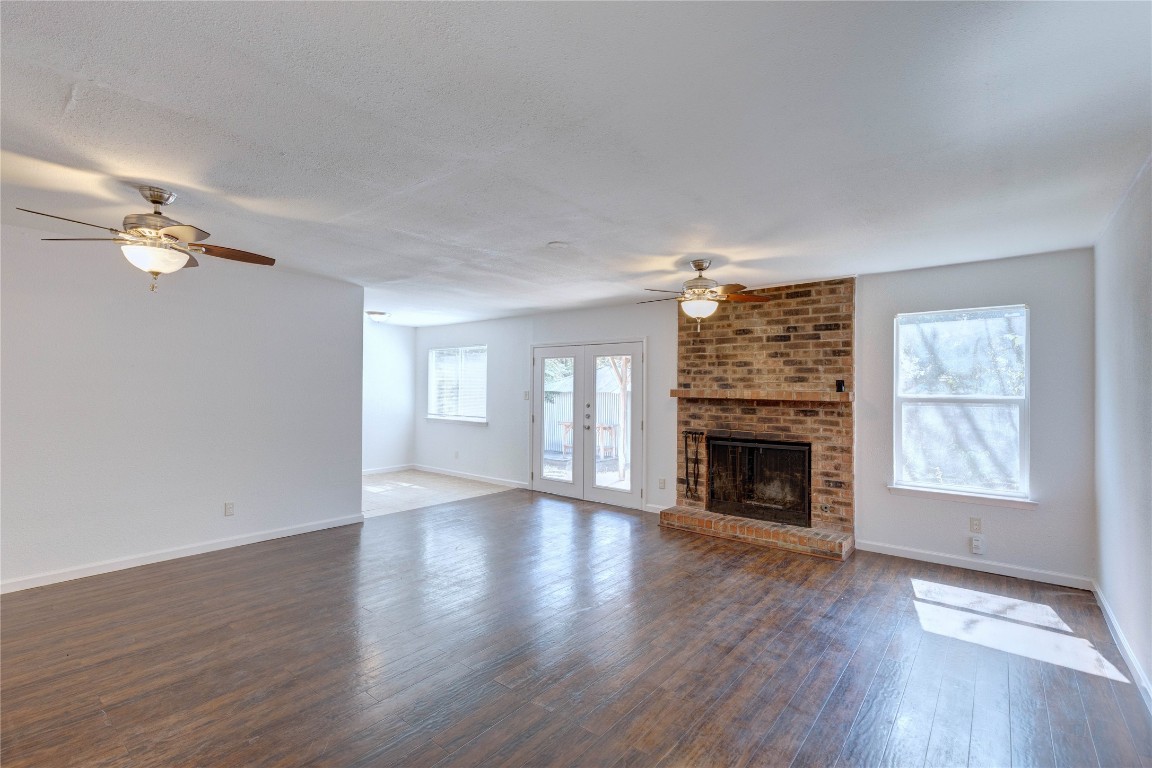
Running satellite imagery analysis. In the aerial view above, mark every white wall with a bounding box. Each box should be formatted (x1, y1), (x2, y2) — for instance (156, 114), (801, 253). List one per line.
(1, 224), (364, 591)
(1094, 157), (1152, 706)
(412, 301), (679, 510)
(363, 318), (415, 472)
(855, 249), (1096, 588)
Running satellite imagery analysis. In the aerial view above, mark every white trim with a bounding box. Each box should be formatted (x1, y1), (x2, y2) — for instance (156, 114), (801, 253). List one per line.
(1093, 581), (1152, 717)
(0, 514), (365, 594)
(854, 539), (1093, 590)
(645, 503), (669, 514)
(412, 464), (528, 489)
(363, 464), (415, 475)
(425, 415), (488, 425)
(886, 484), (1039, 510)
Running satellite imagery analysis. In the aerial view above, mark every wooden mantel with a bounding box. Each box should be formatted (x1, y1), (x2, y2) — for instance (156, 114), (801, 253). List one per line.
(669, 388), (854, 403)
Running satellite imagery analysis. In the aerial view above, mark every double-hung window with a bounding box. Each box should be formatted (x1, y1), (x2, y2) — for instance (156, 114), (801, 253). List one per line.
(428, 345), (487, 422)
(894, 305), (1029, 498)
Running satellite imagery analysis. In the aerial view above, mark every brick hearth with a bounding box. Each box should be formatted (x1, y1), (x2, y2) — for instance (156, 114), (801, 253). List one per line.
(660, 508), (853, 559)
(660, 278), (856, 559)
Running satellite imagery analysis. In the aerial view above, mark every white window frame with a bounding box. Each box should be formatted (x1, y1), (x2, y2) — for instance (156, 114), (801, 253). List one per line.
(427, 345), (488, 423)
(892, 305), (1031, 501)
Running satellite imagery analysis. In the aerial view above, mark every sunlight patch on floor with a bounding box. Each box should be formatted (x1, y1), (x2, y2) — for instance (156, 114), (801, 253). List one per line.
(362, 469), (514, 517)
(912, 580), (1128, 682)
(911, 578), (1071, 631)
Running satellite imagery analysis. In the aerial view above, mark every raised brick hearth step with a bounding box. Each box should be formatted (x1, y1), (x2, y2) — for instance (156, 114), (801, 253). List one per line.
(659, 507), (855, 561)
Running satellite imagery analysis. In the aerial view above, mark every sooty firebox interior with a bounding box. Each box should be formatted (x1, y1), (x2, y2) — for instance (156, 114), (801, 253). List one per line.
(707, 437), (811, 527)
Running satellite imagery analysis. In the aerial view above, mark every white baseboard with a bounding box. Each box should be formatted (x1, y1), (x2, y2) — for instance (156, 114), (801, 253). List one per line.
(1093, 581), (1152, 717)
(363, 464), (414, 475)
(0, 514), (364, 594)
(646, 503), (670, 514)
(412, 464), (528, 489)
(854, 539), (1094, 591)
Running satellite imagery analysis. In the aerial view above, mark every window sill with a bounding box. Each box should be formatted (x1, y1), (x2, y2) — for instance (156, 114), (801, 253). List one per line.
(887, 484), (1038, 510)
(425, 415), (488, 425)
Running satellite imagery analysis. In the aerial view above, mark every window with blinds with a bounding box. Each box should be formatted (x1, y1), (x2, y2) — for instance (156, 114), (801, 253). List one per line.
(427, 346), (488, 422)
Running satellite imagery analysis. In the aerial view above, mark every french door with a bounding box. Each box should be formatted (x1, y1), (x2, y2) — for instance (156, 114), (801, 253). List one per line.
(531, 342), (644, 509)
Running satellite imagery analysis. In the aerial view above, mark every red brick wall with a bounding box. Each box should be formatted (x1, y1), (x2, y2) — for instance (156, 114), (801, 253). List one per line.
(675, 278), (855, 533)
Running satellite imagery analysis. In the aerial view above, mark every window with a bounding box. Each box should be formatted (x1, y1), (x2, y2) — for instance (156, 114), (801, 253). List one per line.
(428, 346), (487, 422)
(894, 305), (1028, 498)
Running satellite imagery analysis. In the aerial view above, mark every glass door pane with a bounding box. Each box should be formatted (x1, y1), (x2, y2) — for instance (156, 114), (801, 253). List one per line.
(542, 356), (576, 483)
(592, 354), (632, 491)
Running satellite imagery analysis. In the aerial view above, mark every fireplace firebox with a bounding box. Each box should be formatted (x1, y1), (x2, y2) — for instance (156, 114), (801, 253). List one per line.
(707, 437), (811, 527)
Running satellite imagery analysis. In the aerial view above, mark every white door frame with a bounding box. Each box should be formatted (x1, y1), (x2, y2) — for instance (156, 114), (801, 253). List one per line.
(530, 339), (646, 510)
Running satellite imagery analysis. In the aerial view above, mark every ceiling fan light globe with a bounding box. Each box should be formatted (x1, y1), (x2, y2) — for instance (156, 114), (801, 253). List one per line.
(681, 298), (719, 319)
(121, 244), (189, 275)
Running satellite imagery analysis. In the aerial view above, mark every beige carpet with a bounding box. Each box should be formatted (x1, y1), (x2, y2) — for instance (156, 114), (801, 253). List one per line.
(362, 469), (515, 518)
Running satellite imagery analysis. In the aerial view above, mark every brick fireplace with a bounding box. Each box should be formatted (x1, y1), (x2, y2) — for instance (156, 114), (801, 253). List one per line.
(659, 278), (856, 560)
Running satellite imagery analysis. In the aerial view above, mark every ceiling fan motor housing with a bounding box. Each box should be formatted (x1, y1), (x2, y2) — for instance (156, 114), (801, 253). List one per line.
(683, 275), (718, 293)
(122, 212), (183, 239)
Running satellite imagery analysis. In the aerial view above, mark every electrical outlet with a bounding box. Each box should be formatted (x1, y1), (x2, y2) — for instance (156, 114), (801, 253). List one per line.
(658, 478), (666, 490)
(224, 502), (235, 517)
(523, 391), (530, 400)
(970, 534), (985, 555)
(819, 503), (832, 514)
(969, 516), (982, 533)
(454, 450), (459, 459)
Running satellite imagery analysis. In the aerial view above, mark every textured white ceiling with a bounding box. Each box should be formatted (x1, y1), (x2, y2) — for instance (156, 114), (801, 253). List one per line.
(2, 2), (1149, 325)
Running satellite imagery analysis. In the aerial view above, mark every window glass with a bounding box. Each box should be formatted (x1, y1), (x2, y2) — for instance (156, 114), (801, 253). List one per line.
(894, 306), (1028, 497)
(897, 308), (1026, 397)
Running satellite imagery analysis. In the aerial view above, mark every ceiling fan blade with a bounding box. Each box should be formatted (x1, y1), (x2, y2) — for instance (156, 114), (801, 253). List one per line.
(184, 254), (199, 268)
(644, 288), (684, 294)
(723, 293), (772, 302)
(195, 243), (275, 266)
(637, 296), (680, 304)
(160, 224), (210, 243)
(715, 283), (747, 295)
(17, 208), (121, 234)
(41, 237), (130, 242)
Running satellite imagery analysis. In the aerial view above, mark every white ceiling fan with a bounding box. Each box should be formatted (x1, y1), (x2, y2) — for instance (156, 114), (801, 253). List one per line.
(640, 258), (771, 327)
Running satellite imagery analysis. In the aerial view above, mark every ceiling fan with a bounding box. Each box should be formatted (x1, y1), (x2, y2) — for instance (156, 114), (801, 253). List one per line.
(17, 185), (275, 291)
(640, 258), (770, 327)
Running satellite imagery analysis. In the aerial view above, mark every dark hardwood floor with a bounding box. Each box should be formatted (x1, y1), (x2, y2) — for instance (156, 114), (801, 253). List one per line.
(3, 490), (1149, 767)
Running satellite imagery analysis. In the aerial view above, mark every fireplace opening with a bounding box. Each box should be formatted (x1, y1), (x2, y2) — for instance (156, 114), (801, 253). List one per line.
(707, 437), (811, 527)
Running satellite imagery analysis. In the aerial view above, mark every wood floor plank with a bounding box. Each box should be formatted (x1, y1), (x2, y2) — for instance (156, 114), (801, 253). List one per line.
(1009, 654), (1059, 768)
(832, 599), (927, 767)
(2, 489), (1146, 767)
(921, 634), (977, 768)
(1043, 658), (1101, 768)
(784, 594), (911, 767)
(1077, 669), (1147, 768)
(681, 560), (904, 767)
(1112, 677), (1152, 768)
(965, 646), (1012, 768)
